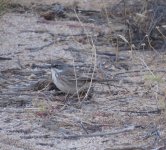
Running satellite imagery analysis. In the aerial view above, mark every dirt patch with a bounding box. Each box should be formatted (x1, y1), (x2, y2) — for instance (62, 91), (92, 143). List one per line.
(0, 0), (166, 150)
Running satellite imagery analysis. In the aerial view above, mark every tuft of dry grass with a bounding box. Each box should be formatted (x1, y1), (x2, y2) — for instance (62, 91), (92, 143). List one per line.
(0, 0), (10, 16)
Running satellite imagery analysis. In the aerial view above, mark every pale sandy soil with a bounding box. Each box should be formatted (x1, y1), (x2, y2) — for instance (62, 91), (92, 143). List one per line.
(0, 0), (166, 150)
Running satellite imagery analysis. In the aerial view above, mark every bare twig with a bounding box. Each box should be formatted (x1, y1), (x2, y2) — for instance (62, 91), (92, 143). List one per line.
(21, 125), (137, 139)
(26, 41), (54, 52)
(112, 109), (162, 115)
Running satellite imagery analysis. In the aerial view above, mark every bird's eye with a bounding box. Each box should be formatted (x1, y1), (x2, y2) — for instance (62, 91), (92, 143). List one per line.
(51, 64), (57, 67)
(52, 64), (62, 69)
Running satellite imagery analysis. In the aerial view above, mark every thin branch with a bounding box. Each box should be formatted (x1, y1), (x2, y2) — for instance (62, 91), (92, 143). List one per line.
(21, 125), (137, 139)
(26, 41), (54, 52)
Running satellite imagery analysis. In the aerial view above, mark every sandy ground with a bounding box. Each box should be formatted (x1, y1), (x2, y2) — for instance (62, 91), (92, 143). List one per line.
(0, 0), (166, 150)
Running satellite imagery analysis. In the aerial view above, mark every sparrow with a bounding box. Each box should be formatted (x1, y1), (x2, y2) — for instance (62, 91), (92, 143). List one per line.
(51, 62), (92, 94)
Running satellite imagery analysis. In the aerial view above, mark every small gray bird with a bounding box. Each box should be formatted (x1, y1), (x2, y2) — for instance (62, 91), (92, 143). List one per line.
(51, 62), (92, 94)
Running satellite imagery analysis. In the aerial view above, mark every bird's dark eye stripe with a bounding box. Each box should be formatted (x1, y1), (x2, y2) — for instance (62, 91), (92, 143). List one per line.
(51, 64), (63, 68)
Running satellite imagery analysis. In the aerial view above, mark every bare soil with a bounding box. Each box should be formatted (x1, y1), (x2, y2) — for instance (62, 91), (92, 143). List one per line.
(0, 0), (166, 150)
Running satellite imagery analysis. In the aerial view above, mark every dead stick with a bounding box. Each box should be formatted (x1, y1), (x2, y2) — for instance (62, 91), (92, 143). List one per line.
(21, 125), (137, 139)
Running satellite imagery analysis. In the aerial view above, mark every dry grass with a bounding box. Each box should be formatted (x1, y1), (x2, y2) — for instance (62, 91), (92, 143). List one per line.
(0, 0), (10, 16)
